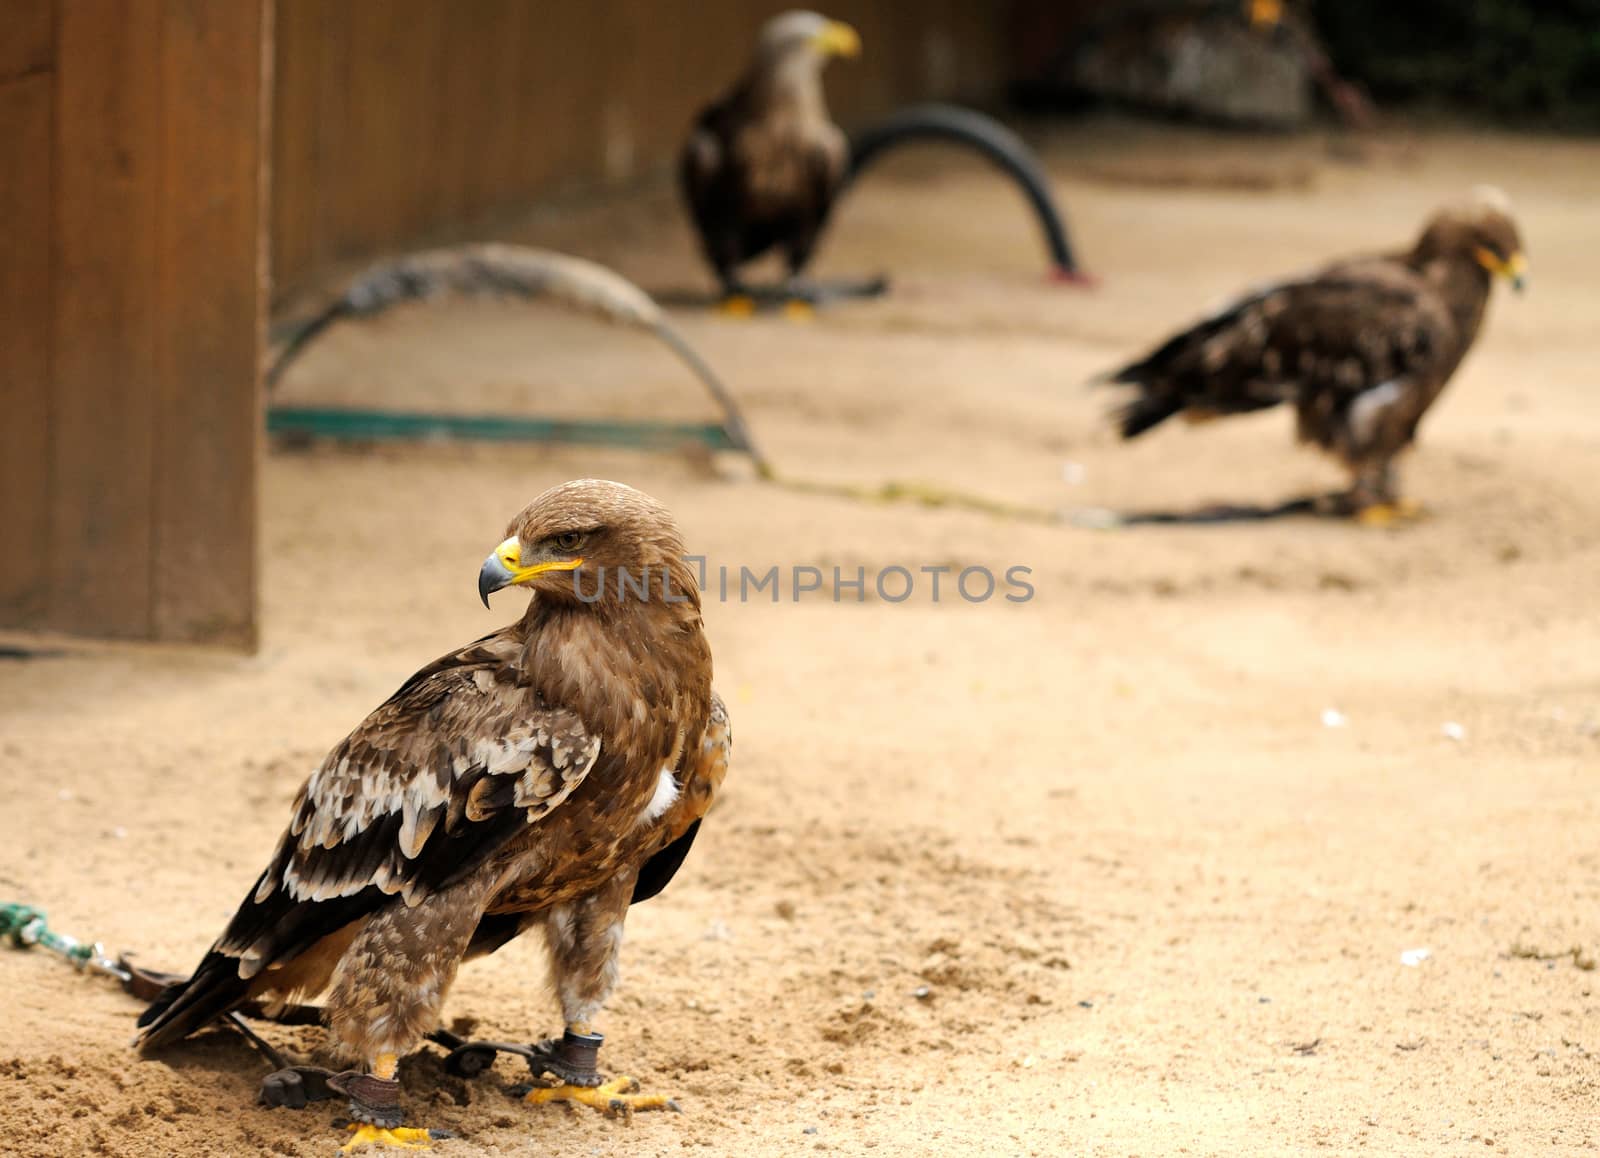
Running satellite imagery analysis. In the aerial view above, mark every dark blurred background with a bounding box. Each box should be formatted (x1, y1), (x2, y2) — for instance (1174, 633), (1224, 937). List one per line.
(1016, 0), (1600, 131)
(1316, 0), (1600, 128)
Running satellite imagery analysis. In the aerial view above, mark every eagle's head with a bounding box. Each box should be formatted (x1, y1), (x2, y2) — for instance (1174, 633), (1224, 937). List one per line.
(479, 479), (692, 609)
(1413, 187), (1526, 293)
(755, 10), (860, 67)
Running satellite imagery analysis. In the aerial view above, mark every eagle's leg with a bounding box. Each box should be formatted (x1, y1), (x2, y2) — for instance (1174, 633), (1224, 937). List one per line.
(520, 875), (679, 1117)
(330, 1065), (442, 1153)
(714, 291), (757, 318)
(1348, 459), (1426, 527)
(779, 239), (822, 320)
(778, 279), (817, 321)
(1357, 498), (1426, 527)
(713, 261), (757, 318)
(321, 878), (489, 1150)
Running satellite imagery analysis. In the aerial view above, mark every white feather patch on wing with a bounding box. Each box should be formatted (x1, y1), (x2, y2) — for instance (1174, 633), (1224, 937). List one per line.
(275, 711), (600, 906)
(473, 735), (541, 776)
(1349, 379), (1403, 447)
(398, 786), (442, 859)
(639, 768), (680, 827)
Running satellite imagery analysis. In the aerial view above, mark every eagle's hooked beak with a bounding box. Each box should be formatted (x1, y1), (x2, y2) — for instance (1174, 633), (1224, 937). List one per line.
(812, 20), (861, 58)
(1476, 247), (1527, 293)
(478, 536), (584, 608)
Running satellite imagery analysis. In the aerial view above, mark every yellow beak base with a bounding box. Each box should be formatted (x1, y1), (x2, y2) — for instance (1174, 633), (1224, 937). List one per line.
(813, 20), (861, 59)
(1476, 247), (1528, 292)
(478, 536), (584, 607)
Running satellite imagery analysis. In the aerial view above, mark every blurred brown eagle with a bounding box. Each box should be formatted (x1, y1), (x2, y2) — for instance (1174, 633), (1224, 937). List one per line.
(680, 10), (860, 307)
(1107, 189), (1525, 521)
(138, 479), (729, 1151)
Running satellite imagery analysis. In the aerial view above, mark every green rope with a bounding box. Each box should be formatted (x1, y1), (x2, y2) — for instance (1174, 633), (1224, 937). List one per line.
(1, 901), (126, 980)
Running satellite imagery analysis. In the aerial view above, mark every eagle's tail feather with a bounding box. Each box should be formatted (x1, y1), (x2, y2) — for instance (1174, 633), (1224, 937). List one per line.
(1116, 389), (1184, 439)
(134, 951), (252, 1052)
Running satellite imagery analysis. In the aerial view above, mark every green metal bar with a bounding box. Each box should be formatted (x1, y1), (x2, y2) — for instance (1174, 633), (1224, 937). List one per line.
(267, 406), (741, 452)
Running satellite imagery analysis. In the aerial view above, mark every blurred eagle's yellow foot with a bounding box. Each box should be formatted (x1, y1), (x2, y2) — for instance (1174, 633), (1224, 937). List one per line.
(524, 1076), (681, 1118)
(715, 294), (756, 318)
(1356, 499), (1427, 528)
(339, 1124), (446, 1153)
(781, 298), (815, 322)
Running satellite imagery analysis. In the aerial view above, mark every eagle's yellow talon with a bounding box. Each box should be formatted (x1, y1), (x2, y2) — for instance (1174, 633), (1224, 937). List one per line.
(339, 1123), (438, 1152)
(1357, 500), (1426, 528)
(782, 299), (814, 321)
(525, 1075), (678, 1117)
(715, 294), (756, 318)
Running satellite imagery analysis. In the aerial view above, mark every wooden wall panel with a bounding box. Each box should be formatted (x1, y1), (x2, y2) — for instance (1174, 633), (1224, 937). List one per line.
(0, 72), (54, 623)
(270, 0), (1013, 296)
(0, 0), (267, 648)
(50, 0), (165, 638)
(0, 0), (53, 82)
(269, 0), (325, 296)
(150, 0), (269, 646)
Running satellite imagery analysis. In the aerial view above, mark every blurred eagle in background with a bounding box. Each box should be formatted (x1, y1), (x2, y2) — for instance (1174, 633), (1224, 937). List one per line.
(138, 480), (729, 1151)
(1106, 188), (1525, 522)
(680, 10), (860, 307)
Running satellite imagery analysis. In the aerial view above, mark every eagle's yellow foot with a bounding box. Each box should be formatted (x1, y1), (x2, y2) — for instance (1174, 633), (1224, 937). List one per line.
(1356, 499), (1427, 528)
(781, 298), (815, 322)
(524, 1075), (681, 1118)
(339, 1123), (443, 1153)
(715, 294), (756, 318)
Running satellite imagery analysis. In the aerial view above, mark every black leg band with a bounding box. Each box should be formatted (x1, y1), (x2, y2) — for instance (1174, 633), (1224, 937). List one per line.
(527, 1030), (604, 1087)
(326, 1071), (404, 1130)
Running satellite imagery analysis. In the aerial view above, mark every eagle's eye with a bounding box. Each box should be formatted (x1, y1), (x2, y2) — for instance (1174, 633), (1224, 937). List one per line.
(553, 531), (584, 552)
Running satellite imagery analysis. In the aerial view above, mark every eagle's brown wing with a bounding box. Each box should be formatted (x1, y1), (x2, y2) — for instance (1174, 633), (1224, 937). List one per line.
(1110, 260), (1458, 441)
(461, 689), (729, 962)
(680, 99), (746, 284)
(136, 629), (600, 1049)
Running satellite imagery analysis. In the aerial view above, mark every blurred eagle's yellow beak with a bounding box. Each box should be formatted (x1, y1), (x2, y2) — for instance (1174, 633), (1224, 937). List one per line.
(1476, 247), (1527, 293)
(812, 20), (861, 59)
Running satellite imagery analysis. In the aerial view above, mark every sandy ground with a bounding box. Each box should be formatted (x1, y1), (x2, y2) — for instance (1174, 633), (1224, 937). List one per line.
(3, 123), (1598, 1156)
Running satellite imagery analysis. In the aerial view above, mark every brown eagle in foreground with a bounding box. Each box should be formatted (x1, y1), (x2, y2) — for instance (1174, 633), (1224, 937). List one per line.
(137, 480), (730, 1152)
(681, 9), (860, 311)
(1106, 189), (1526, 523)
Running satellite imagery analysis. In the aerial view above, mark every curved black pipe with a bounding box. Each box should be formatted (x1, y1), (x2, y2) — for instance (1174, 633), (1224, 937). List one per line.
(261, 246), (769, 471)
(265, 302), (353, 389)
(844, 103), (1090, 281)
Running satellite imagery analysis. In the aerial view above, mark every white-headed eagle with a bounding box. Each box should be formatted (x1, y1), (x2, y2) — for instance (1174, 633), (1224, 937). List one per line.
(680, 10), (861, 306)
